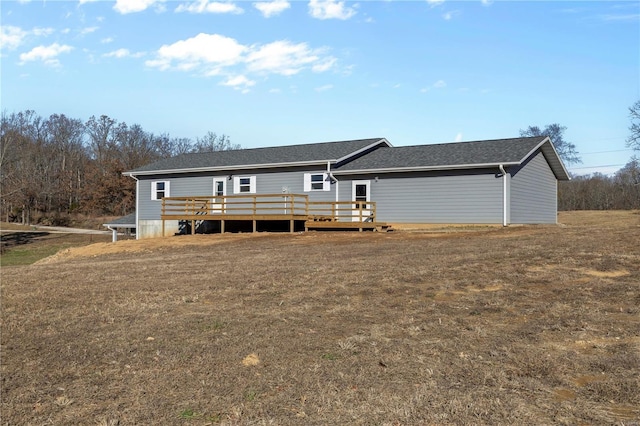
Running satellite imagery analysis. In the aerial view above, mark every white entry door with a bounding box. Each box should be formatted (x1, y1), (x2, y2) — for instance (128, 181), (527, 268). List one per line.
(352, 180), (371, 222)
(212, 178), (226, 213)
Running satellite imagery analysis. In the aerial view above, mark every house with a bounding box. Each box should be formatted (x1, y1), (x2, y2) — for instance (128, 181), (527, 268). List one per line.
(122, 136), (570, 239)
(102, 213), (136, 242)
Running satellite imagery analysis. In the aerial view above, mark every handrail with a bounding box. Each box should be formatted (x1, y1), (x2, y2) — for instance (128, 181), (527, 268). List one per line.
(161, 194), (377, 223)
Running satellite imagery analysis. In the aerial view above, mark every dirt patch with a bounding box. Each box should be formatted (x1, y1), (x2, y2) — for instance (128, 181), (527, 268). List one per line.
(2, 210), (639, 425)
(582, 269), (630, 278)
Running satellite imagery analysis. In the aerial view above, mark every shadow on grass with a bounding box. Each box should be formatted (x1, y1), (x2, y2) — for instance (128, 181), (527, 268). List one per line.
(1, 232), (50, 250)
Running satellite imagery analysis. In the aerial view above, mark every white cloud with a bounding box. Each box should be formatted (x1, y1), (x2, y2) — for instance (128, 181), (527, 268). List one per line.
(480, 0), (493, 6)
(0, 26), (27, 51)
(308, 0), (356, 20)
(600, 13), (640, 22)
(221, 75), (255, 88)
(254, 0), (290, 18)
(146, 33), (246, 71)
(421, 80), (446, 93)
(246, 40), (325, 76)
(104, 48), (130, 58)
(455, 133), (463, 142)
(114, 0), (164, 14)
(146, 33), (337, 90)
(315, 84), (333, 92)
(19, 43), (73, 67)
(176, 1), (244, 14)
(311, 56), (336, 73)
(79, 0), (100, 4)
(269, 88), (281, 94)
(101, 37), (114, 44)
(32, 27), (55, 37)
(80, 26), (99, 35)
(104, 48), (145, 58)
(426, 0), (444, 7)
(443, 10), (460, 20)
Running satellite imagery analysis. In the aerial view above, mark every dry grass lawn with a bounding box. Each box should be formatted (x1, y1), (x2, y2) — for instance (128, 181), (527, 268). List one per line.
(1, 211), (639, 425)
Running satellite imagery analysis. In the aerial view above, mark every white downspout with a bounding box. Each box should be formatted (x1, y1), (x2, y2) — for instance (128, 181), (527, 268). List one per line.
(130, 175), (140, 240)
(499, 165), (508, 227)
(107, 226), (117, 243)
(327, 161), (339, 203)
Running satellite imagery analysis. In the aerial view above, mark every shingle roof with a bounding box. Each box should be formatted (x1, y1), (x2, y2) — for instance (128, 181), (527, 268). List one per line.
(335, 137), (543, 170)
(333, 136), (570, 180)
(126, 138), (386, 175)
(103, 213), (136, 227)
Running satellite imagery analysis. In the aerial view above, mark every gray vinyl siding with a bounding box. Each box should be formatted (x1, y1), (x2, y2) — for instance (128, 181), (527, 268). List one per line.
(137, 167), (335, 220)
(510, 151), (558, 224)
(338, 169), (503, 223)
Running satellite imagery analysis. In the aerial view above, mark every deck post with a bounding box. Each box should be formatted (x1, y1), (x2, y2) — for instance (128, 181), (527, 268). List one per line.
(290, 219), (294, 233)
(191, 219), (195, 235)
(253, 220), (257, 233)
(162, 219), (165, 237)
(221, 219), (225, 234)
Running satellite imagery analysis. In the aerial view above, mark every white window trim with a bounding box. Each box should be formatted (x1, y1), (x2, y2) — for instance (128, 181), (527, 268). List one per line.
(233, 176), (256, 194)
(151, 180), (170, 200)
(303, 172), (330, 192)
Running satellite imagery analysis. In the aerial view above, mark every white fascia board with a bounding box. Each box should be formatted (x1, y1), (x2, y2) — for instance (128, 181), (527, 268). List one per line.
(334, 138), (392, 164)
(123, 160), (333, 177)
(520, 137), (571, 181)
(332, 162), (521, 176)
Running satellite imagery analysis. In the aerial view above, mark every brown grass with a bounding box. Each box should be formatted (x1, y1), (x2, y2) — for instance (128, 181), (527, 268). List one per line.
(2, 211), (639, 425)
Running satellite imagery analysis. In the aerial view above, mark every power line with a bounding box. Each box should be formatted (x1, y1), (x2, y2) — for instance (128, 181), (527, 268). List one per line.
(581, 148), (634, 155)
(569, 164), (626, 170)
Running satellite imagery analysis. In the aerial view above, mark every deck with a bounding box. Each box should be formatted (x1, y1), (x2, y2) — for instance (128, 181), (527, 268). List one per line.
(160, 194), (389, 235)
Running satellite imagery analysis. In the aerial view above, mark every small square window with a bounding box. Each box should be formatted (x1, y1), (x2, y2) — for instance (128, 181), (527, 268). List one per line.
(239, 178), (251, 193)
(233, 176), (256, 194)
(152, 181), (170, 200)
(310, 174), (324, 190)
(304, 173), (329, 192)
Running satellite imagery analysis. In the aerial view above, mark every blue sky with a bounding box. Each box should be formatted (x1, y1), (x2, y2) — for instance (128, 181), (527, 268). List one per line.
(1, 0), (638, 175)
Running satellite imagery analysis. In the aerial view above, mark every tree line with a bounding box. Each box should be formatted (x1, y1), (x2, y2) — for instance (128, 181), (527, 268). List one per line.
(520, 119), (640, 211)
(0, 110), (238, 224)
(2, 109), (639, 226)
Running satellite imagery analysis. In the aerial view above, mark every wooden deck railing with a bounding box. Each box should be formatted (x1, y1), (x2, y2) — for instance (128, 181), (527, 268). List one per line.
(161, 194), (376, 223)
(160, 194), (387, 235)
(162, 194), (309, 219)
(307, 200), (376, 223)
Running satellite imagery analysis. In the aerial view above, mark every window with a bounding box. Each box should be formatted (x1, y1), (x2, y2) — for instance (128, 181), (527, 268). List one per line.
(304, 173), (330, 192)
(233, 176), (256, 194)
(151, 181), (170, 200)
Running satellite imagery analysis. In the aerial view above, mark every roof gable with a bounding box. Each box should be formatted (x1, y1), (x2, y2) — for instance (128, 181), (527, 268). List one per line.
(334, 136), (570, 180)
(126, 138), (388, 175)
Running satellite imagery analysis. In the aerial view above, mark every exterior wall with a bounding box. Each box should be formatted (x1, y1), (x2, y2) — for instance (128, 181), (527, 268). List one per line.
(337, 169), (504, 223)
(138, 219), (179, 239)
(510, 151), (558, 224)
(136, 166), (336, 222)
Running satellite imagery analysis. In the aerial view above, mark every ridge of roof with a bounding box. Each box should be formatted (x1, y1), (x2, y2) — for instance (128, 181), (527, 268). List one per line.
(125, 137), (386, 175)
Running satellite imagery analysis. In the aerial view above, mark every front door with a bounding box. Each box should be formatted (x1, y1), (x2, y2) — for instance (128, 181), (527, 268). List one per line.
(352, 180), (371, 222)
(212, 178), (226, 213)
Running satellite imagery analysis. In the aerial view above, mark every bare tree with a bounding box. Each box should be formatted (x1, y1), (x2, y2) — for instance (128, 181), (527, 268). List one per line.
(520, 124), (582, 166)
(86, 115), (117, 165)
(627, 100), (640, 151)
(193, 131), (239, 152)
